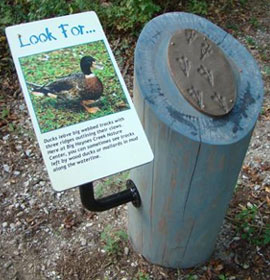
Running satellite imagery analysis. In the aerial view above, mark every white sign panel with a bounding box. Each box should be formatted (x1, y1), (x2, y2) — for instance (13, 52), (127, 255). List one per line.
(6, 12), (153, 191)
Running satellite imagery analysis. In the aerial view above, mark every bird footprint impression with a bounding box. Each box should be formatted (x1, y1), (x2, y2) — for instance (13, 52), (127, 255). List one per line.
(6, 12), (153, 191)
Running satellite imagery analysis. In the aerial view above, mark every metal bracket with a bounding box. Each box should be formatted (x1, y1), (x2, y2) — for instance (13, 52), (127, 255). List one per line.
(79, 179), (141, 212)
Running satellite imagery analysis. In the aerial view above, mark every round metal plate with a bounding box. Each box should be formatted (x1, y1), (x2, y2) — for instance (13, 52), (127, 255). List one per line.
(168, 29), (237, 116)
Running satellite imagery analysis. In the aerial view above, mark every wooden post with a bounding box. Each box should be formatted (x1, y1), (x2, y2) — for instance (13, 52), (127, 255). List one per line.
(128, 13), (264, 268)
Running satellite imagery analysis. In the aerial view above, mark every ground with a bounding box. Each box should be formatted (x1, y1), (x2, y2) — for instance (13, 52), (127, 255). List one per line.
(1, 2), (270, 280)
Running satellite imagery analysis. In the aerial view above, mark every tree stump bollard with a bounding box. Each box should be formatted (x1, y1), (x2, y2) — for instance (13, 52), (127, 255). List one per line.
(128, 12), (264, 268)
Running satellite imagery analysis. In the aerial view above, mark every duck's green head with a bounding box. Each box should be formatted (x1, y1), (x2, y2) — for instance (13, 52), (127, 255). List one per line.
(80, 56), (103, 75)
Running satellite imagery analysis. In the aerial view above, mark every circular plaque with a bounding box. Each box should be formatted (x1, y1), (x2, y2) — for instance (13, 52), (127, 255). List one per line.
(168, 29), (237, 116)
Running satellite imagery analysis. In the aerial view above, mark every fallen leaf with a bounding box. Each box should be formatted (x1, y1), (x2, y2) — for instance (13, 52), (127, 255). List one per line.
(63, 214), (76, 229)
(215, 263), (224, 272)
(266, 196), (270, 206)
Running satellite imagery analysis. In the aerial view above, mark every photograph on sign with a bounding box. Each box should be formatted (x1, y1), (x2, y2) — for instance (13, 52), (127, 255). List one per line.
(19, 40), (130, 133)
(6, 12), (153, 191)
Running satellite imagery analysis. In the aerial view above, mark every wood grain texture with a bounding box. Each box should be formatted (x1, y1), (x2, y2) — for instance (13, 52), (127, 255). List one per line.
(128, 12), (264, 268)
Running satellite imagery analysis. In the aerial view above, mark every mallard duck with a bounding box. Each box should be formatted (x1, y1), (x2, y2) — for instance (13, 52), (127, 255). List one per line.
(28, 56), (104, 113)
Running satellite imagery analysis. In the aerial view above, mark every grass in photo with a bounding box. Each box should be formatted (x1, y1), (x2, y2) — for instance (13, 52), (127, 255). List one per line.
(19, 40), (130, 133)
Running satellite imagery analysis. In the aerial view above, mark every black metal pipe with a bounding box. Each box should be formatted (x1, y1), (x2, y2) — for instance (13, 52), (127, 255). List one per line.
(79, 179), (141, 212)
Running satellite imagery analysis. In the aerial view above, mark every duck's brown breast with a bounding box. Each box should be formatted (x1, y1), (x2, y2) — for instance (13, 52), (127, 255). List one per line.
(83, 76), (103, 100)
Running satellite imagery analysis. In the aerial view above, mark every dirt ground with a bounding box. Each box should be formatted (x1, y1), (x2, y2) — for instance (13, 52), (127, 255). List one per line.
(1, 2), (270, 280)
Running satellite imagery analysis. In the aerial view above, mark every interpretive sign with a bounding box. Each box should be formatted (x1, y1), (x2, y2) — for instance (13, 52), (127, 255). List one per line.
(6, 12), (153, 191)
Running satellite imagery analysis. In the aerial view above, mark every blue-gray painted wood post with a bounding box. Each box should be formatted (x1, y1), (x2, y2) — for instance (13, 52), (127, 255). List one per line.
(128, 12), (264, 269)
